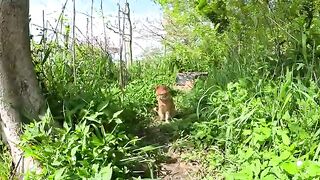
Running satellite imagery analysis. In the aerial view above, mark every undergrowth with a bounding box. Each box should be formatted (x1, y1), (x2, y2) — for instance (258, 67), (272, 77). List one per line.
(175, 72), (320, 179)
(2, 1), (320, 180)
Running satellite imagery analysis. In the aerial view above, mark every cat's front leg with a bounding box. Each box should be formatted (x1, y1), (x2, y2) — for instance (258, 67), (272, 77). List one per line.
(165, 111), (171, 123)
(158, 111), (165, 121)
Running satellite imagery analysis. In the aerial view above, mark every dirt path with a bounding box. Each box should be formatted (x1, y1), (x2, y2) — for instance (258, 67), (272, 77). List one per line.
(158, 148), (201, 180)
(142, 120), (202, 180)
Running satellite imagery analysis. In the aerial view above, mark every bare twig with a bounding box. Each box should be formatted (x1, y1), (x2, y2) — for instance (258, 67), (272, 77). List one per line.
(100, 0), (108, 52)
(118, 3), (124, 88)
(72, 0), (76, 84)
(54, 0), (69, 43)
(125, 1), (133, 65)
(91, 0), (94, 45)
(41, 10), (46, 60)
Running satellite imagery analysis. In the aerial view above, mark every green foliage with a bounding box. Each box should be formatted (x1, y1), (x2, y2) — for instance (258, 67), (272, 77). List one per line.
(196, 0), (229, 32)
(0, 144), (11, 179)
(155, 0), (228, 72)
(150, 0), (320, 179)
(156, 0), (320, 78)
(179, 76), (320, 179)
(21, 108), (155, 179)
(1, 0), (320, 179)
(19, 42), (164, 179)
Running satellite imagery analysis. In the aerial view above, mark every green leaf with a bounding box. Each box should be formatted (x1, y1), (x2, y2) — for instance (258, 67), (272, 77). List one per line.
(253, 159), (261, 178)
(260, 167), (271, 178)
(54, 167), (66, 180)
(135, 145), (158, 152)
(307, 162), (320, 177)
(302, 33), (307, 60)
(97, 100), (110, 111)
(113, 110), (123, 119)
(92, 164), (99, 174)
(71, 145), (79, 158)
(115, 118), (123, 124)
(242, 129), (252, 136)
(271, 166), (288, 179)
(244, 148), (254, 160)
(281, 162), (299, 175)
(270, 156), (282, 167)
(261, 174), (277, 180)
(99, 164), (113, 180)
(279, 150), (291, 161)
(281, 134), (290, 146)
(282, 111), (290, 121)
(85, 112), (104, 123)
(230, 172), (251, 180)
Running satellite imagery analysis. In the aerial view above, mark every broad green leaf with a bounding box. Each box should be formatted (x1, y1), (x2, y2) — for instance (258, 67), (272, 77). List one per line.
(54, 167), (66, 180)
(307, 162), (320, 177)
(270, 156), (282, 167)
(92, 164), (99, 174)
(282, 111), (290, 121)
(244, 148), (254, 160)
(281, 162), (299, 175)
(279, 150), (291, 161)
(260, 167), (271, 178)
(100, 164), (113, 180)
(281, 134), (290, 146)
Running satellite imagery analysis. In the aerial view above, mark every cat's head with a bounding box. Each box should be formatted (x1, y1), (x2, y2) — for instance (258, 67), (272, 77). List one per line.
(155, 85), (171, 100)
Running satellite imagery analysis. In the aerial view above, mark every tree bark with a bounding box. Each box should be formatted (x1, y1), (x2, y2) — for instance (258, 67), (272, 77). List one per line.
(0, 0), (45, 177)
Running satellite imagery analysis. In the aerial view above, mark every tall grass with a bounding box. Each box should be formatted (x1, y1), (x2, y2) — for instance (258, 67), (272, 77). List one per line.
(1, 1), (320, 179)
(18, 42), (169, 179)
(149, 1), (320, 179)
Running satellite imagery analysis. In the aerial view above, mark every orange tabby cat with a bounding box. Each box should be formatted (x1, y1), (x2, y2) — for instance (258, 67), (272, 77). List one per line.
(155, 85), (176, 123)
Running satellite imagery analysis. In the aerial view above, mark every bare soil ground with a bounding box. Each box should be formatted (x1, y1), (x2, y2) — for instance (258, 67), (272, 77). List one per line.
(142, 120), (202, 180)
(158, 149), (201, 180)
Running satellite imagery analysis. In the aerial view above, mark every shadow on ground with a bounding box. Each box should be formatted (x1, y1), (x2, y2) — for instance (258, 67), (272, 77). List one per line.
(136, 111), (203, 179)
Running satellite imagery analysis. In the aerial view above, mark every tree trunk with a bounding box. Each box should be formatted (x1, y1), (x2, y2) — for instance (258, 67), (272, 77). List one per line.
(0, 0), (45, 177)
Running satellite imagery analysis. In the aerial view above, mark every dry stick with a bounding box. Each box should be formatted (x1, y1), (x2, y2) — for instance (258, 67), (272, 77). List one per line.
(41, 10), (48, 77)
(122, 6), (127, 69)
(72, 0), (76, 84)
(91, 0), (94, 46)
(9, 153), (23, 180)
(41, 10), (45, 60)
(75, 25), (101, 50)
(100, 0), (108, 53)
(100, 0), (112, 74)
(125, 1), (133, 66)
(54, 0), (69, 44)
(60, 11), (64, 43)
(121, 3), (129, 87)
(74, 11), (91, 45)
(31, 24), (65, 36)
(118, 3), (124, 89)
(86, 17), (89, 45)
(106, 23), (130, 36)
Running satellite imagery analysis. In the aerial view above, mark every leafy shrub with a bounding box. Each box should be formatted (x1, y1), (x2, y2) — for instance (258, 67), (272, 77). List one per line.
(21, 106), (156, 179)
(183, 72), (320, 179)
